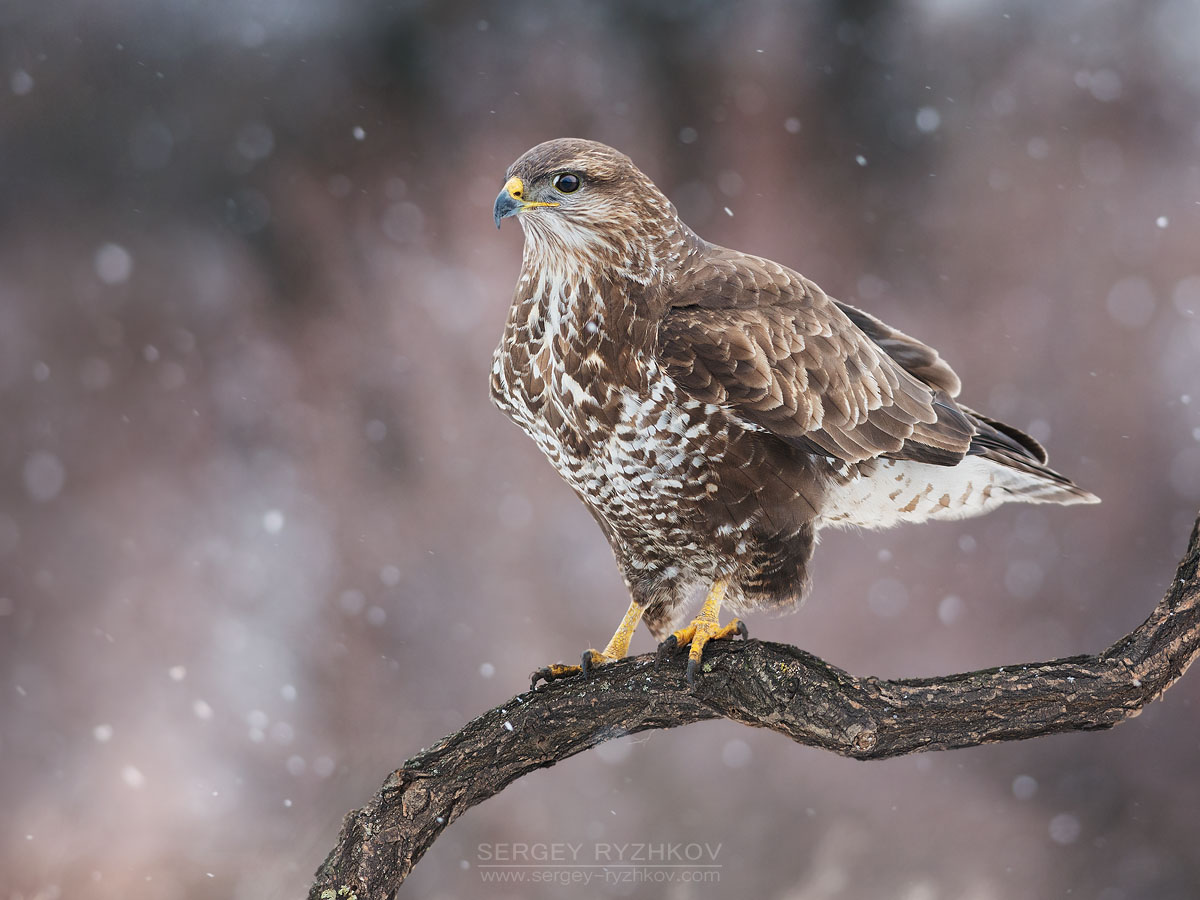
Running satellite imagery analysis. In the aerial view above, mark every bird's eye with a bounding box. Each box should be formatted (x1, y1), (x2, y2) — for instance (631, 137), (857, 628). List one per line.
(552, 172), (581, 194)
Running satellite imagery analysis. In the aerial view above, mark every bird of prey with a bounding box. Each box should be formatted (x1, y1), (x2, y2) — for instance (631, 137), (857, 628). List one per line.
(492, 138), (1098, 687)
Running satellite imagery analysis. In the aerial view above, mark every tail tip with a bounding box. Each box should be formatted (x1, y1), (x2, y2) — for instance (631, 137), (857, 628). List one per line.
(1061, 487), (1101, 505)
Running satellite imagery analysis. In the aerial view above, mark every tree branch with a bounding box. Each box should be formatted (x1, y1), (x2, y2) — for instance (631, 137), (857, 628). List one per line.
(309, 509), (1200, 899)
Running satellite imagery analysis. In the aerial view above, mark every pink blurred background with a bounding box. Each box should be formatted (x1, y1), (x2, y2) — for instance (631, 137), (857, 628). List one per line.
(2, 2), (1199, 897)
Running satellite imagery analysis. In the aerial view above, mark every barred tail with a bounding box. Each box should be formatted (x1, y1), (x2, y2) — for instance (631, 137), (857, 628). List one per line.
(976, 450), (1100, 506)
(963, 406), (1100, 506)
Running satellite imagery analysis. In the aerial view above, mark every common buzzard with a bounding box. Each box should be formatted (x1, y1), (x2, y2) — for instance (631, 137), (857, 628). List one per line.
(492, 138), (1097, 687)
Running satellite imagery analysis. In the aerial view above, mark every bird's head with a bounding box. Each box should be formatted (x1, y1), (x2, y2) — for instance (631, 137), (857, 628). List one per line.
(494, 138), (688, 278)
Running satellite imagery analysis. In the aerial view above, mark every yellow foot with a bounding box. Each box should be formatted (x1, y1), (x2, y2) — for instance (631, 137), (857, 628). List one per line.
(529, 649), (620, 689)
(530, 600), (646, 689)
(530, 660), (583, 688)
(654, 580), (748, 687)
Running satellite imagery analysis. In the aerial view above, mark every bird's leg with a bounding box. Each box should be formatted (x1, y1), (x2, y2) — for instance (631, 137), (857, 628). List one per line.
(530, 600), (645, 688)
(655, 579), (748, 687)
(590, 598), (646, 665)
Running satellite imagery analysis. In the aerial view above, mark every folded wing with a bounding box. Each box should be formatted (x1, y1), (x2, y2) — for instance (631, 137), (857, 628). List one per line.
(657, 249), (974, 466)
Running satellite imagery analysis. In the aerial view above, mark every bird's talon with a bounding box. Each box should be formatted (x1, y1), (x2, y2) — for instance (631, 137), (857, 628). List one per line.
(663, 600), (745, 687)
(533, 600), (646, 688)
(581, 648), (619, 674)
(530, 662), (584, 689)
(654, 634), (679, 669)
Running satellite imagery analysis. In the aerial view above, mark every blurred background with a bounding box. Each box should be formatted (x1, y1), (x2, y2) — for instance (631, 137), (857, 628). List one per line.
(2, 0), (1199, 897)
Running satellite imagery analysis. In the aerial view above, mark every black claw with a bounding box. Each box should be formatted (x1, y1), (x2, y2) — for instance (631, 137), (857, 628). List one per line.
(580, 649), (596, 674)
(530, 662), (586, 689)
(685, 657), (699, 688)
(736, 620), (749, 639)
(655, 635), (679, 669)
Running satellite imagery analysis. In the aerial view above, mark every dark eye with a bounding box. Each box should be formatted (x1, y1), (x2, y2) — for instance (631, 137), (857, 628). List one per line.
(552, 172), (581, 194)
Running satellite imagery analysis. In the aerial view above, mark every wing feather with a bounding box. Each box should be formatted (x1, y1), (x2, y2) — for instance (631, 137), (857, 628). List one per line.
(658, 249), (973, 466)
(832, 299), (962, 397)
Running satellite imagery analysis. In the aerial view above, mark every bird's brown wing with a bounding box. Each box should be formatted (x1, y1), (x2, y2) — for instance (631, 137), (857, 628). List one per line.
(831, 299), (962, 397)
(657, 251), (974, 465)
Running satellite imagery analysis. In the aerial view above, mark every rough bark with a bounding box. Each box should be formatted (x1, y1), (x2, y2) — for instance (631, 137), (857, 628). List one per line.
(310, 509), (1200, 900)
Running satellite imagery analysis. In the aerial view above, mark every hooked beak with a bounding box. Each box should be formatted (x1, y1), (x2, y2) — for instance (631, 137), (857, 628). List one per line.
(493, 176), (559, 229)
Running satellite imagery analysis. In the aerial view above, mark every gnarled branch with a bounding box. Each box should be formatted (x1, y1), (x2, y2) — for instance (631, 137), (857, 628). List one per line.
(309, 509), (1200, 899)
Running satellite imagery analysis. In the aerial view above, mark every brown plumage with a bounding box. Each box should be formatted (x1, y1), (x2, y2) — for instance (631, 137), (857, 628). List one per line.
(492, 138), (1098, 687)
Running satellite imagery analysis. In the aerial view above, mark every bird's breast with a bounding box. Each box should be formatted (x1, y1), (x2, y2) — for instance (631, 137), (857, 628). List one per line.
(491, 276), (624, 462)
(491, 269), (748, 566)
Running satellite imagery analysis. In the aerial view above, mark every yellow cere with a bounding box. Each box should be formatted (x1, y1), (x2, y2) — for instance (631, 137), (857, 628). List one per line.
(506, 175), (559, 210)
